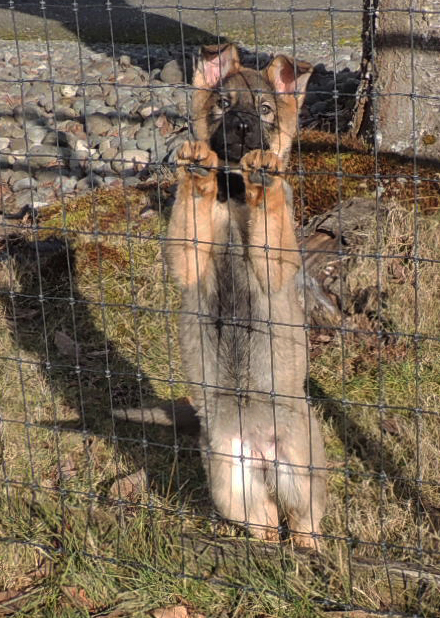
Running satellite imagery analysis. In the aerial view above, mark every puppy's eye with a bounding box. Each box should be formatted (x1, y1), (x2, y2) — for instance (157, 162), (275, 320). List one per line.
(260, 104), (272, 115)
(219, 97), (231, 110)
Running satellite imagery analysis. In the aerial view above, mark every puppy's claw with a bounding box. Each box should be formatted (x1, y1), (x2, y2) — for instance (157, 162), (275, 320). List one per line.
(249, 170), (275, 187)
(241, 150), (282, 187)
(188, 164), (211, 177)
(177, 140), (218, 177)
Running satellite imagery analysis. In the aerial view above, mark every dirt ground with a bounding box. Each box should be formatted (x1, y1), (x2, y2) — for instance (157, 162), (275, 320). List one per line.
(0, 0), (363, 51)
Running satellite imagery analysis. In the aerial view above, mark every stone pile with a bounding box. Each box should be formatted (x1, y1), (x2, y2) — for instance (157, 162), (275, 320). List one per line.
(0, 41), (361, 211)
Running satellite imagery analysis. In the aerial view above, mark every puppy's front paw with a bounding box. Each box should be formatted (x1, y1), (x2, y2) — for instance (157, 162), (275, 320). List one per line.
(177, 140), (218, 178)
(241, 150), (282, 187)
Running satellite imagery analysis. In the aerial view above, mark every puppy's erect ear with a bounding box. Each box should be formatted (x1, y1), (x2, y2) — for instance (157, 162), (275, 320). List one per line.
(193, 43), (241, 88)
(265, 56), (313, 108)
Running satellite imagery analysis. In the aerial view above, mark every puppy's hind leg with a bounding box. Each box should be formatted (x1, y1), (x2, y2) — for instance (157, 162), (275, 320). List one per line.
(208, 438), (279, 540)
(275, 441), (326, 550)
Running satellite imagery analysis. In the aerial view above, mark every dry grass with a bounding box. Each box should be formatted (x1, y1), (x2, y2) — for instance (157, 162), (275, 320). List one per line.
(0, 148), (439, 616)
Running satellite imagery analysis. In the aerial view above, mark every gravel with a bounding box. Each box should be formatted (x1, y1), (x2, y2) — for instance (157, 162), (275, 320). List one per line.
(0, 39), (361, 211)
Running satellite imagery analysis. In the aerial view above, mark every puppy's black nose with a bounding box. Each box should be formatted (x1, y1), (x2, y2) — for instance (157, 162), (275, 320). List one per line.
(233, 113), (251, 137)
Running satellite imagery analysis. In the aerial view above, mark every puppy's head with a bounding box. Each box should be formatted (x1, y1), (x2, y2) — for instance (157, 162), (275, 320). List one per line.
(192, 43), (312, 166)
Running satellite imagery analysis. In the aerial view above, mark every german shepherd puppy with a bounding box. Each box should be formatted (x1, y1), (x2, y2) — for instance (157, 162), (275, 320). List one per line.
(166, 44), (327, 546)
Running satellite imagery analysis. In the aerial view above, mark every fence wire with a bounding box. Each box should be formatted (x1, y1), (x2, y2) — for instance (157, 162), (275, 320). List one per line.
(0, 1), (439, 617)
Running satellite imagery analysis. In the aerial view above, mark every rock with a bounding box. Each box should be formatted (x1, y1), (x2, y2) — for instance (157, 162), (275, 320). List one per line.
(124, 175), (142, 187)
(136, 119), (168, 160)
(0, 153), (13, 168)
(111, 148), (149, 174)
(13, 103), (44, 126)
(25, 81), (51, 100)
(122, 139), (138, 151)
(103, 86), (117, 107)
(92, 158), (113, 175)
(14, 189), (35, 208)
(170, 88), (189, 114)
(75, 139), (91, 152)
(27, 125), (48, 144)
(0, 168), (14, 184)
(101, 147), (118, 160)
(89, 60), (114, 78)
(64, 132), (87, 150)
(39, 96), (51, 112)
(138, 89), (151, 103)
(76, 174), (105, 191)
(102, 176), (124, 188)
(10, 125), (25, 139)
(9, 137), (27, 155)
(123, 149), (150, 164)
(109, 136), (136, 150)
(117, 68), (146, 86)
(85, 112), (113, 135)
(42, 130), (72, 148)
(0, 116), (17, 138)
(34, 186), (56, 203)
(85, 102), (103, 116)
(35, 168), (69, 183)
(12, 176), (38, 192)
(0, 137), (10, 150)
(117, 96), (140, 116)
(160, 59), (184, 84)
(60, 84), (78, 98)
(55, 175), (78, 194)
(72, 99), (85, 115)
(138, 104), (153, 119)
(84, 84), (103, 98)
(119, 54), (131, 69)
(54, 105), (77, 120)
(8, 170), (29, 185)
(98, 137), (112, 153)
(121, 123), (140, 139)
(70, 150), (88, 173)
(28, 144), (64, 167)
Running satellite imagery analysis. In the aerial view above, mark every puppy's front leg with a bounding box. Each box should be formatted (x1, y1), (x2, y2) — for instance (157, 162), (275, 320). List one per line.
(241, 150), (300, 293)
(167, 141), (218, 288)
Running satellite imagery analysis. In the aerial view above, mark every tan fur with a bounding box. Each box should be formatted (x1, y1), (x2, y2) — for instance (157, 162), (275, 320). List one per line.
(165, 45), (327, 548)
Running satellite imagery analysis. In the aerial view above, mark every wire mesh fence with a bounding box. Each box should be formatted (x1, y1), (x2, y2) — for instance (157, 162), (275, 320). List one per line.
(0, 1), (439, 617)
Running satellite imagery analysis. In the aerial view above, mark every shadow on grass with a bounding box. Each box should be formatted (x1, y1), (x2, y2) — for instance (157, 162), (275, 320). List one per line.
(0, 235), (205, 510)
(309, 378), (436, 536)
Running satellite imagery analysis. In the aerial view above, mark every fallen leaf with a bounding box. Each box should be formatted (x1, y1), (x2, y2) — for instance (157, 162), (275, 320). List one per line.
(315, 333), (333, 343)
(0, 589), (21, 603)
(59, 455), (78, 482)
(109, 468), (147, 500)
(106, 609), (129, 618)
(325, 609), (394, 618)
(151, 605), (190, 618)
(156, 114), (173, 137)
(0, 587), (40, 614)
(381, 417), (401, 435)
(54, 331), (80, 359)
(61, 586), (96, 611)
(10, 308), (40, 320)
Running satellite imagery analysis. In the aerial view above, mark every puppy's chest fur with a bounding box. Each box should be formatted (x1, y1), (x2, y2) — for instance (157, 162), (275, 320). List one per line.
(204, 172), (264, 387)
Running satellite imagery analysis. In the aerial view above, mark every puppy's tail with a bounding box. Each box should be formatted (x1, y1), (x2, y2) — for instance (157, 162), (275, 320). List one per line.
(111, 399), (199, 435)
